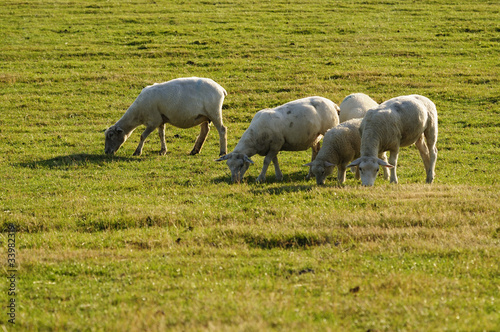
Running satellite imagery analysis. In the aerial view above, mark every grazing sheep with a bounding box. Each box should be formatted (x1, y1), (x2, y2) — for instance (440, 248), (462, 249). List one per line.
(216, 96), (340, 183)
(339, 93), (378, 123)
(338, 92), (389, 180)
(347, 95), (438, 186)
(104, 77), (227, 157)
(304, 118), (389, 185)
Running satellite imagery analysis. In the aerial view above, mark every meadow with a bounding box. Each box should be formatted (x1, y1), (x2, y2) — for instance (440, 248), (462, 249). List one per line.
(0, 0), (499, 330)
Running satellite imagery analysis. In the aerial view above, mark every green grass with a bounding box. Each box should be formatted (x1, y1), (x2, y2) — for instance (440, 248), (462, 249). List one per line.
(0, 0), (499, 330)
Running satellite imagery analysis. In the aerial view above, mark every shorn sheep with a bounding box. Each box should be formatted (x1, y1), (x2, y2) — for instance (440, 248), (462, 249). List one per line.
(347, 95), (438, 186)
(338, 92), (378, 122)
(338, 92), (389, 180)
(304, 118), (389, 185)
(105, 77), (227, 157)
(216, 96), (340, 183)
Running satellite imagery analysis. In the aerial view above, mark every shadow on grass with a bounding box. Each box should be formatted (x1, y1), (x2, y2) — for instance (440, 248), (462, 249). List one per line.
(214, 228), (345, 250)
(17, 153), (140, 169)
(212, 170), (317, 193)
(250, 184), (315, 195)
(241, 231), (331, 249)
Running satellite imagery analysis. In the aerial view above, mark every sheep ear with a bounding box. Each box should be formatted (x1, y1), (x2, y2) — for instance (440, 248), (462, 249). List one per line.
(116, 126), (124, 134)
(324, 161), (335, 167)
(347, 158), (361, 168)
(244, 155), (254, 164)
(215, 153), (231, 162)
(303, 162), (314, 167)
(377, 158), (394, 168)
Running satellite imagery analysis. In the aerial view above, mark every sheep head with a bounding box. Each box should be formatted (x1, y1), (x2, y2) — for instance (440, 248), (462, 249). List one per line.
(216, 153), (254, 183)
(347, 156), (393, 186)
(304, 160), (335, 185)
(104, 126), (127, 155)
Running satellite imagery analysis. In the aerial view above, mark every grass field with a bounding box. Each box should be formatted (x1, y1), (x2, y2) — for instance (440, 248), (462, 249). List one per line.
(1, 0), (499, 330)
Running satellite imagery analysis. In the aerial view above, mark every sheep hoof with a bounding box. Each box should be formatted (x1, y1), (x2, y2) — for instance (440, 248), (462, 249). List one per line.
(133, 151), (142, 156)
(189, 149), (199, 155)
(159, 149), (167, 156)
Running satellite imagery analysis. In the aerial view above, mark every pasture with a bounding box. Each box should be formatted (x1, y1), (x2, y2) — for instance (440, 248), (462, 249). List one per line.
(0, 0), (499, 330)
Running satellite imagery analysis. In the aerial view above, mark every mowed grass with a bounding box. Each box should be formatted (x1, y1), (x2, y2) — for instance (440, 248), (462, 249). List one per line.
(0, 0), (499, 330)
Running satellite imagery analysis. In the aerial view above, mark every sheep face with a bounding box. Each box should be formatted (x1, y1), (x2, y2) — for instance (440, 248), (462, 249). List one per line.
(306, 160), (334, 185)
(357, 158), (380, 186)
(216, 153), (254, 183)
(348, 157), (393, 186)
(104, 126), (127, 155)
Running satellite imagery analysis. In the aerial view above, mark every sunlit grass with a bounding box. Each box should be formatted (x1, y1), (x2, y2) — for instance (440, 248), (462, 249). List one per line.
(0, 0), (499, 330)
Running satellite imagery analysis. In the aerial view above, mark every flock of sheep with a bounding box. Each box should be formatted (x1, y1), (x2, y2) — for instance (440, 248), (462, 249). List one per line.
(104, 77), (438, 186)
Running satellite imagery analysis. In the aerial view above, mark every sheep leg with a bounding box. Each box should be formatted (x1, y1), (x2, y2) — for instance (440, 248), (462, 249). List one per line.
(272, 156), (283, 181)
(133, 126), (156, 156)
(306, 141), (321, 180)
(311, 141), (321, 160)
(379, 152), (390, 180)
(190, 122), (210, 155)
(257, 152), (278, 183)
(337, 164), (347, 185)
(388, 149), (399, 184)
(415, 133), (430, 167)
(424, 131), (438, 184)
(426, 144), (438, 184)
(158, 123), (167, 155)
(213, 122), (227, 156)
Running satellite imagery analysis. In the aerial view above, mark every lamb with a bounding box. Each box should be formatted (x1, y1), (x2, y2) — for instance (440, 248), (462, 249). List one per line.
(347, 94), (438, 186)
(338, 93), (378, 122)
(104, 77), (228, 157)
(216, 96), (340, 183)
(304, 118), (389, 185)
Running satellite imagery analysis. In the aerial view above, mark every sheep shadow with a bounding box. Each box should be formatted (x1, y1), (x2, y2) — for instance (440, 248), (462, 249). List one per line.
(212, 170), (317, 193)
(17, 153), (139, 169)
(250, 184), (315, 196)
(212, 168), (359, 190)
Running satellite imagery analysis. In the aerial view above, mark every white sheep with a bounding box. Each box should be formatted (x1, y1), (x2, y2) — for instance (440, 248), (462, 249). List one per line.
(105, 77), (227, 157)
(338, 92), (389, 180)
(347, 95), (438, 186)
(304, 118), (389, 185)
(338, 93), (378, 122)
(216, 96), (340, 183)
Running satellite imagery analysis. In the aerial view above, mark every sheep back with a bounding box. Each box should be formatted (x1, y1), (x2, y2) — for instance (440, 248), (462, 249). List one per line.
(339, 93), (378, 123)
(360, 95), (437, 154)
(128, 77), (226, 129)
(317, 118), (363, 164)
(235, 96), (339, 155)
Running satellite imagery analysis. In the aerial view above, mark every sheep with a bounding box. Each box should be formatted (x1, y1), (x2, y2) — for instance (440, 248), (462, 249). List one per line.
(104, 77), (227, 157)
(339, 92), (378, 122)
(347, 94), (438, 186)
(338, 92), (389, 180)
(304, 118), (389, 185)
(216, 96), (340, 183)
